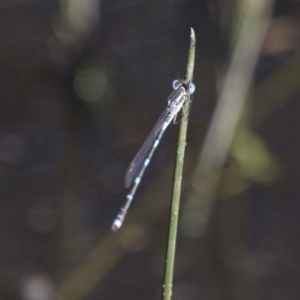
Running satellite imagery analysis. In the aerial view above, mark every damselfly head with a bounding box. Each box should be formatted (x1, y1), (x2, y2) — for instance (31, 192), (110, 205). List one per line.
(188, 82), (195, 94)
(172, 79), (181, 90)
(172, 79), (195, 94)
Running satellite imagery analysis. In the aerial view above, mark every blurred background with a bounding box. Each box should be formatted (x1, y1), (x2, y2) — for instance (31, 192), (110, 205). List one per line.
(1, 0), (300, 299)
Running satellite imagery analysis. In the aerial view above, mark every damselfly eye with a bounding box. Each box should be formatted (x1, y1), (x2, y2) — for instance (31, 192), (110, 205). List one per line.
(188, 82), (195, 93)
(172, 79), (181, 90)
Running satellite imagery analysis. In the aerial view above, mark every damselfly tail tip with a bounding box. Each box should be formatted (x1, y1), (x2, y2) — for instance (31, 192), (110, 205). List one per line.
(111, 218), (123, 232)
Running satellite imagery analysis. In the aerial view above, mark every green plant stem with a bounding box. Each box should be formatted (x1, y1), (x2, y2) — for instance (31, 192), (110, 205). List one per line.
(162, 28), (196, 300)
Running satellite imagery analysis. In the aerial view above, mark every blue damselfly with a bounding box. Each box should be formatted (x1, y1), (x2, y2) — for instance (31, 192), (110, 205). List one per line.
(112, 79), (195, 231)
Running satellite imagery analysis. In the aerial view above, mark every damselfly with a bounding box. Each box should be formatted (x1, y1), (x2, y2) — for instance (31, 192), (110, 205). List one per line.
(112, 79), (195, 231)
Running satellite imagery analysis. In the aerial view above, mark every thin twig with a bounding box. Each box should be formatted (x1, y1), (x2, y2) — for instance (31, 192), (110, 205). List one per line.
(162, 28), (196, 300)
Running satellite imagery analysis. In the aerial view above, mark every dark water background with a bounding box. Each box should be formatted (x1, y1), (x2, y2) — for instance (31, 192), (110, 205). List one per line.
(0, 0), (300, 299)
